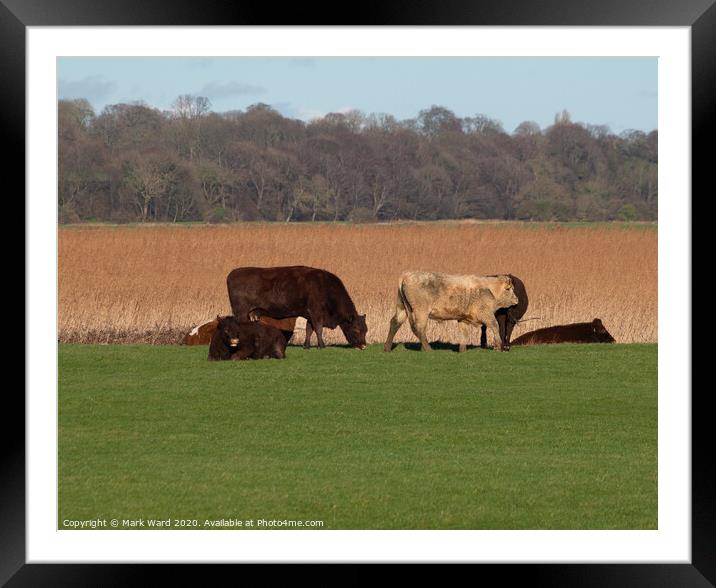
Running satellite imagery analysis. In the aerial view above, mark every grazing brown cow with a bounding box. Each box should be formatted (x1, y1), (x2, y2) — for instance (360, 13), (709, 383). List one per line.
(383, 271), (519, 353)
(511, 318), (616, 346)
(479, 274), (528, 351)
(227, 266), (367, 349)
(208, 316), (288, 361)
(182, 316), (297, 345)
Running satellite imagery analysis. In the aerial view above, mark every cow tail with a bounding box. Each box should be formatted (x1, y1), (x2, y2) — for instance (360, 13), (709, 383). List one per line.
(398, 279), (412, 314)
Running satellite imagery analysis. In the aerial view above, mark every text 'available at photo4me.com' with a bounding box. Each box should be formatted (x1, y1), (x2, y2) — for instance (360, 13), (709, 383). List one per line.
(61, 517), (326, 529)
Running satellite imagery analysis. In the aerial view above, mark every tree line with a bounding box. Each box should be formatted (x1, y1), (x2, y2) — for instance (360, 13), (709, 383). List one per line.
(59, 96), (657, 224)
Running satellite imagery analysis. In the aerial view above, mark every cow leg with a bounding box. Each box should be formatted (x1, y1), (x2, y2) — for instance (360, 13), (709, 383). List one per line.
(383, 303), (408, 352)
(458, 321), (471, 353)
(497, 313), (509, 351)
(410, 311), (432, 352)
(314, 322), (326, 348)
(503, 316), (516, 351)
(303, 321), (314, 349)
(486, 316), (504, 351)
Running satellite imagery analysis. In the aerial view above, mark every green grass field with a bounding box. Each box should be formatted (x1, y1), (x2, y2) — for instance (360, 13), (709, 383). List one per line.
(58, 343), (657, 530)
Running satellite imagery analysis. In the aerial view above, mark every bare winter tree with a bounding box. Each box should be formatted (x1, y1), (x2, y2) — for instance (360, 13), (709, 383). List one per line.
(59, 99), (658, 224)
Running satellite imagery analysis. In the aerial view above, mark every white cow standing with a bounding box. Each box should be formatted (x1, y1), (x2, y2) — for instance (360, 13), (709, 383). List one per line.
(383, 271), (519, 353)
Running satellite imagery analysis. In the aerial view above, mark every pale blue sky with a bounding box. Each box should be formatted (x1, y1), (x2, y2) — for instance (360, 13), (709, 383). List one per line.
(58, 57), (657, 133)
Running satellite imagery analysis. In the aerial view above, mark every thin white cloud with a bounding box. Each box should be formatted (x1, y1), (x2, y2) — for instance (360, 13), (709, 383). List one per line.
(272, 102), (323, 120)
(273, 102), (357, 121)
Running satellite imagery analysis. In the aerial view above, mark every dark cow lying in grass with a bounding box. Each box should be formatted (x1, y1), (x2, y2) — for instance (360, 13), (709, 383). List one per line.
(208, 316), (288, 361)
(511, 318), (616, 346)
(182, 316), (297, 346)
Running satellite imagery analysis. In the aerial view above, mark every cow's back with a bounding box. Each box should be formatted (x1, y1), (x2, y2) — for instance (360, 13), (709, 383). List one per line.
(400, 271), (459, 306)
(227, 266), (355, 326)
(399, 271), (499, 314)
(228, 266), (312, 318)
(512, 322), (604, 345)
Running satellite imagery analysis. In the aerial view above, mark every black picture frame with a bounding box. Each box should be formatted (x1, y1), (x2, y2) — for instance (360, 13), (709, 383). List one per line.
(7, 1), (708, 584)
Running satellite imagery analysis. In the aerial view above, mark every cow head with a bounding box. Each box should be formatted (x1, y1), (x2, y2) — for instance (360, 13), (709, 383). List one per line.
(592, 318), (616, 343)
(340, 313), (368, 350)
(217, 315), (242, 349)
(494, 275), (519, 309)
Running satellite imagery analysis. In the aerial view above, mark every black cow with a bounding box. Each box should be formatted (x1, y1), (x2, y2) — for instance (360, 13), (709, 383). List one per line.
(208, 316), (288, 360)
(511, 318), (616, 346)
(227, 266), (367, 349)
(480, 273), (528, 351)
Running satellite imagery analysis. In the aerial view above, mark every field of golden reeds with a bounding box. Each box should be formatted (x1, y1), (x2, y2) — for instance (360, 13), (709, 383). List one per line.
(58, 222), (657, 345)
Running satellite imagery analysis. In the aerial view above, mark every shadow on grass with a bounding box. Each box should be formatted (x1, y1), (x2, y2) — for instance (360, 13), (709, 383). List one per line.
(394, 341), (487, 353)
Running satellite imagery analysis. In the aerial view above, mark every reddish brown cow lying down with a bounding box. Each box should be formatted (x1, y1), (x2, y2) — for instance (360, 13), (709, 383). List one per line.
(511, 318), (616, 346)
(181, 316), (297, 345)
(181, 318), (219, 345)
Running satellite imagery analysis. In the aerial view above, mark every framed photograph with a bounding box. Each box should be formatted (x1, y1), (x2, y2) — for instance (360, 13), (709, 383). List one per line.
(8, 0), (709, 584)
